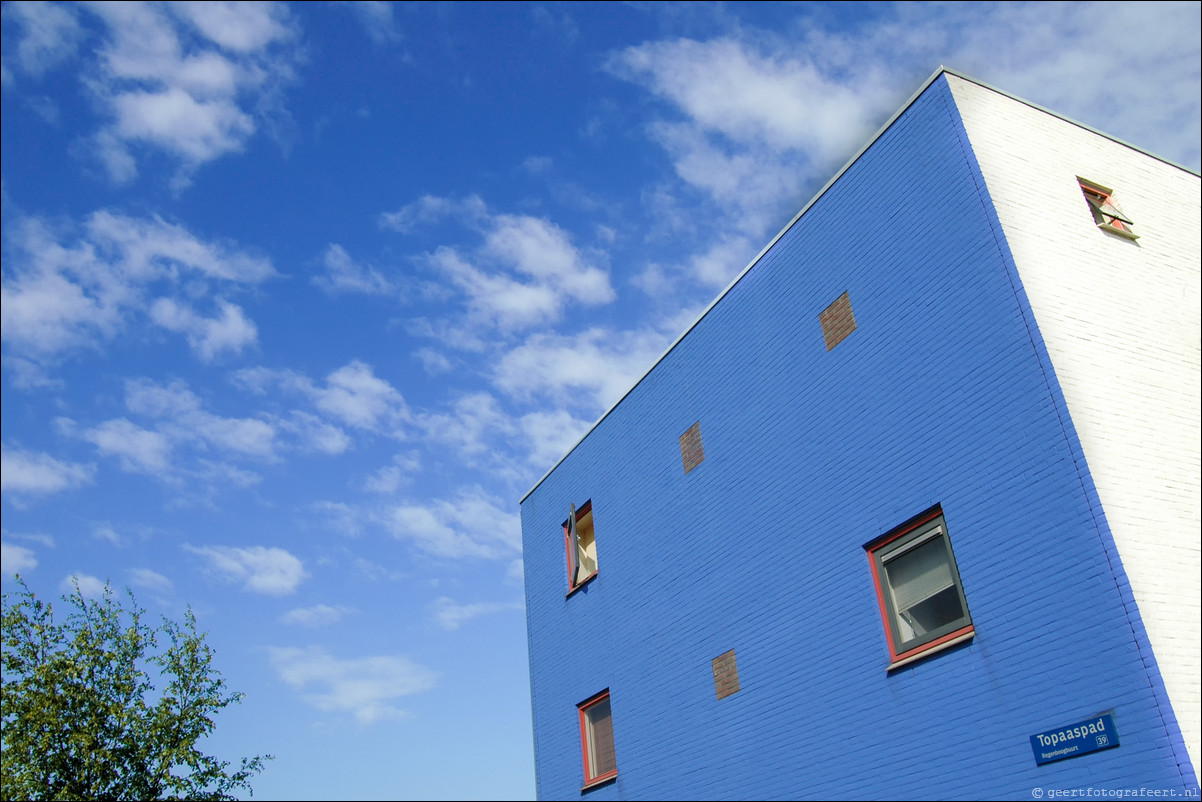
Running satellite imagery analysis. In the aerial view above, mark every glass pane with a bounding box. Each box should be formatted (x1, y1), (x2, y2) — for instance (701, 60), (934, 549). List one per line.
(586, 697), (616, 777)
(885, 536), (953, 611)
(885, 535), (963, 637)
(1099, 201), (1132, 225)
(577, 513), (597, 577)
(578, 540), (597, 576)
(902, 584), (964, 635)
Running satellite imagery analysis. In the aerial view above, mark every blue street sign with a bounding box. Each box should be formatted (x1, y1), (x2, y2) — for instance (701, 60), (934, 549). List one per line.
(1031, 713), (1120, 765)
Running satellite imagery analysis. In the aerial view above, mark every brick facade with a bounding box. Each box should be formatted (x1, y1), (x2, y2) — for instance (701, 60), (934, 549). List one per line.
(520, 70), (1199, 800)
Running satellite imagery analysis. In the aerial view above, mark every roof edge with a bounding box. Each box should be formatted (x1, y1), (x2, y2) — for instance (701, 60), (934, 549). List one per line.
(938, 67), (1200, 178)
(519, 66), (1199, 504)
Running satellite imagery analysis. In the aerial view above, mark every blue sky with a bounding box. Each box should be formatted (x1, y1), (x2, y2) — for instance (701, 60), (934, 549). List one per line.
(2, 2), (1198, 800)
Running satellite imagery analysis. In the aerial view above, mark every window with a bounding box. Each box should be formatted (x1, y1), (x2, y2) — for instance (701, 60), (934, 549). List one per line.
(578, 690), (617, 788)
(563, 501), (597, 592)
(866, 507), (974, 667)
(1079, 178), (1139, 239)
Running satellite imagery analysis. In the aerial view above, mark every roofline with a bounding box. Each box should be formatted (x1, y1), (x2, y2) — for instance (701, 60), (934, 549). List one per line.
(938, 67), (1200, 177)
(520, 66), (1199, 503)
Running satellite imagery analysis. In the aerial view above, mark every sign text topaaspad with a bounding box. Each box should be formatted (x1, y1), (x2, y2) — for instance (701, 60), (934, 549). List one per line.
(1030, 714), (1119, 765)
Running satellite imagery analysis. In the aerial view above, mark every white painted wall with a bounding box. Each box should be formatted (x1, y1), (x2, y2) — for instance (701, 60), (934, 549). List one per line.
(949, 73), (1201, 773)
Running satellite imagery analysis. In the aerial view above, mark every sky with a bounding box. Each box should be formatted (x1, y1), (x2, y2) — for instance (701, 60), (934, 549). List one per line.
(1, 2), (1199, 800)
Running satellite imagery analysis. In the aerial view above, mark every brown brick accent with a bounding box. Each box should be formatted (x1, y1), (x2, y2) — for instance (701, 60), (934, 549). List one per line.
(819, 290), (857, 350)
(712, 649), (740, 700)
(680, 421), (705, 474)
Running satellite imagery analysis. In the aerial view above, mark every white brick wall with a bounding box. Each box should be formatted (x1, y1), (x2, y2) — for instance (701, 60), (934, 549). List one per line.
(950, 74), (1202, 774)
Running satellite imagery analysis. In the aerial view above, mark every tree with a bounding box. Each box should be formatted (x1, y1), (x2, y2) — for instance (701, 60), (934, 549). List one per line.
(1, 577), (271, 801)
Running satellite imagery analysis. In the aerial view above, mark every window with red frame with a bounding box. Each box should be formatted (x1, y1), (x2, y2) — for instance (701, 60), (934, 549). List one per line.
(563, 501), (597, 592)
(866, 506), (974, 668)
(578, 690), (617, 788)
(1079, 178), (1139, 239)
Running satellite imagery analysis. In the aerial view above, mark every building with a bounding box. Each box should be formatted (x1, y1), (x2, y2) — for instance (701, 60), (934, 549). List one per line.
(519, 68), (1200, 800)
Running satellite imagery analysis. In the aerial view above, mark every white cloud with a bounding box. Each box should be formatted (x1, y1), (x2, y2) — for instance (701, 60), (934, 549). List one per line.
(169, 1), (295, 53)
(518, 409), (595, 470)
(522, 156), (553, 175)
(280, 604), (354, 627)
(364, 464), (404, 494)
(110, 87), (253, 167)
(0, 445), (95, 496)
(484, 214), (612, 299)
(84, 210), (275, 283)
(267, 646), (437, 724)
(230, 365), (290, 395)
(429, 246), (561, 332)
(1, 222), (123, 356)
(649, 120), (810, 240)
(414, 390), (593, 473)
(610, 37), (883, 158)
(363, 452), (421, 495)
(275, 412), (351, 456)
(235, 362), (410, 436)
(185, 545), (307, 595)
(351, 557), (407, 583)
(61, 573), (109, 599)
(173, 404), (275, 457)
(6, 531), (56, 549)
(896, 2), (1201, 170)
(2, 356), (64, 391)
(379, 194), (488, 234)
(60, 379), (278, 481)
(343, 1), (402, 45)
(77, 418), (174, 474)
(309, 501), (363, 537)
(93, 525), (124, 547)
(605, 8), (1200, 295)
(385, 488), (521, 560)
(147, 373), (350, 457)
(149, 298), (258, 362)
(59, 1), (300, 184)
(384, 196), (615, 335)
(129, 568), (173, 593)
(431, 596), (523, 631)
(530, 4), (579, 47)
(418, 393), (515, 458)
(118, 377), (355, 461)
(93, 129), (140, 183)
(437, 211), (615, 332)
(1, 212), (272, 365)
(412, 347), (455, 375)
(493, 327), (673, 411)
(123, 377), (204, 418)
(194, 459), (262, 489)
(1, 540), (38, 575)
(315, 361), (410, 432)
(313, 244), (396, 296)
(605, 37), (876, 264)
(680, 233), (760, 288)
(2, 1), (83, 77)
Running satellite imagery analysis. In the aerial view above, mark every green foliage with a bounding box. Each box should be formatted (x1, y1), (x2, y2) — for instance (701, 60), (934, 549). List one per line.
(1, 577), (271, 801)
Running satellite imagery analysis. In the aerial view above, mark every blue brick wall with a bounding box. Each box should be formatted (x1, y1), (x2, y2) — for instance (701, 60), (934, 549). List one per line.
(521, 75), (1192, 800)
